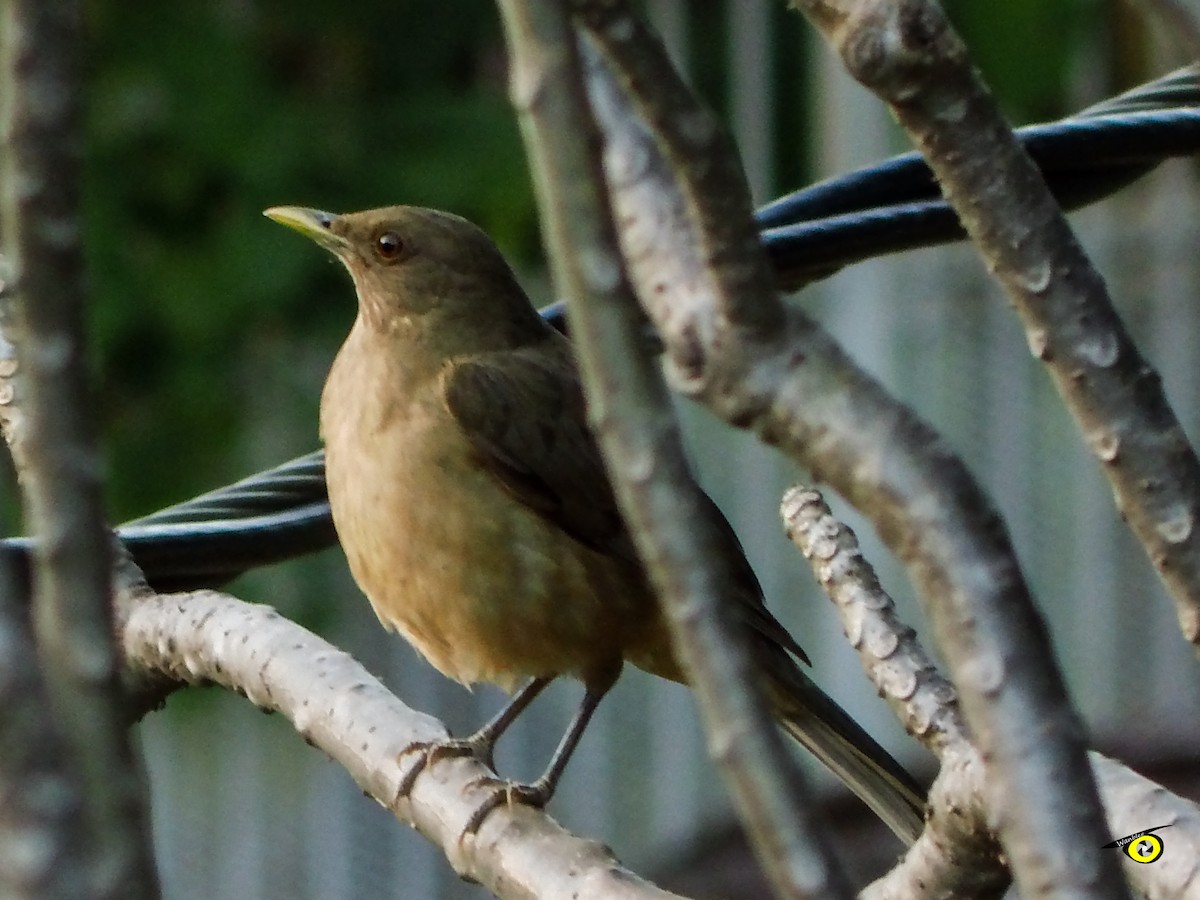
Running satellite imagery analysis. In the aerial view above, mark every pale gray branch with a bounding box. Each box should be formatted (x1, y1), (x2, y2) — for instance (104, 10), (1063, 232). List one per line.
(862, 748), (1005, 900)
(1092, 752), (1200, 896)
(581, 4), (1127, 896)
(780, 487), (1007, 897)
(781, 486), (1200, 898)
(495, 1), (851, 897)
(0, 1), (159, 896)
(863, 751), (1198, 900)
(780, 486), (966, 757)
(793, 0), (1200, 656)
(120, 589), (688, 900)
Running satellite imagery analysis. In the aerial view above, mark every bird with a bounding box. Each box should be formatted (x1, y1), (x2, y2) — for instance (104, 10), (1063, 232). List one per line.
(264, 203), (926, 842)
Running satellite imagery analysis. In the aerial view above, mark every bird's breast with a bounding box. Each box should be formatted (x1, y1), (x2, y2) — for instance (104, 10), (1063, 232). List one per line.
(321, 356), (655, 689)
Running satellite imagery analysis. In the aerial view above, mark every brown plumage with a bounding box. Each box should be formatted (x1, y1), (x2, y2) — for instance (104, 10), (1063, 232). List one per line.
(266, 204), (926, 842)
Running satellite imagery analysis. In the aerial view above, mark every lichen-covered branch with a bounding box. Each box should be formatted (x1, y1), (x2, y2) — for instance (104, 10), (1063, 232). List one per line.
(578, 4), (1127, 896)
(494, 1), (852, 897)
(0, 2), (159, 896)
(120, 589), (688, 900)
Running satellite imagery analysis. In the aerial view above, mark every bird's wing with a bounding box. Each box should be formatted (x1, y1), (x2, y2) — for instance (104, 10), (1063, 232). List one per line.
(441, 340), (635, 564)
(441, 337), (809, 664)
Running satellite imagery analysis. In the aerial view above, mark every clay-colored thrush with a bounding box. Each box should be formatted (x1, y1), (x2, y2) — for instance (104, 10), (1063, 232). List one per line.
(265, 204), (925, 842)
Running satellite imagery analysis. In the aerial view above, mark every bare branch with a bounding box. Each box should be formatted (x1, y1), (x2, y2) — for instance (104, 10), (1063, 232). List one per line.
(579, 5), (1127, 896)
(0, 289), (25, 470)
(0, 1), (158, 896)
(779, 487), (966, 757)
(864, 751), (1200, 900)
(780, 487), (1200, 898)
(120, 589), (689, 900)
(494, 1), (852, 896)
(862, 749), (1006, 900)
(780, 487), (1007, 897)
(1092, 752), (1200, 895)
(793, 0), (1200, 655)
(573, 0), (784, 382)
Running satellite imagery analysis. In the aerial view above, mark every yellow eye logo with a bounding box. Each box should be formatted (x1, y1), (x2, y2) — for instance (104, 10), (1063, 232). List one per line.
(1125, 834), (1162, 863)
(1103, 825), (1171, 864)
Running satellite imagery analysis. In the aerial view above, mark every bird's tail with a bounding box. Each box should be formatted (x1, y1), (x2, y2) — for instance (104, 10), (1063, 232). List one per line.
(766, 664), (926, 845)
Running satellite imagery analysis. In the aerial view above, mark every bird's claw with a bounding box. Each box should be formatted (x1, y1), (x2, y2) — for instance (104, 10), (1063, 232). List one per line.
(395, 737), (495, 800)
(460, 776), (552, 837)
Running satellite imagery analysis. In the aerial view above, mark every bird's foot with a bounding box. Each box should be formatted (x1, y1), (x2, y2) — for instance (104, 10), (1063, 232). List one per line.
(461, 776), (553, 836)
(395, 736), (495, 800)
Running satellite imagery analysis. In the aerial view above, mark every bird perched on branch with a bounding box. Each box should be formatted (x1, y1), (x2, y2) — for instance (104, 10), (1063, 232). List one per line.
(265, 204), (925, 842)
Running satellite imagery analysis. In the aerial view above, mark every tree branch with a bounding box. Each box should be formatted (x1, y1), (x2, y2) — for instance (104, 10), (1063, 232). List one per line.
(863, 750), (1200, 900)
(0, 2), (159, 896)
(494, 1), (852, 896)
(779, 487), (967, 757)
(578, 4), (1128, 896)
(120, 589), (689, 900)
(1091, 751), (1200, 895)
(782, 486), (1200, 899)
(792, 0), (1200, 656)
(780, 486), (1007, 897)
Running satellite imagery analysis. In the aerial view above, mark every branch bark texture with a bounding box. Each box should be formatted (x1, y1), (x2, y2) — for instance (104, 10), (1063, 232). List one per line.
(0, 1), (159, 896)
(781, 486), (1200, 899)
(579, 4), (1128, 897)
(781, 487), (1006, 897)
(795, 0), (1200, 653)
(780, 486), (966, 757)
(495, 1), (852, 896)
(121, 589), (687, 900)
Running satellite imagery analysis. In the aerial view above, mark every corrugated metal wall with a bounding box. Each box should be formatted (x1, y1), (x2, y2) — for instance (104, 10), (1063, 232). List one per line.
(139, 3), (1200, 897)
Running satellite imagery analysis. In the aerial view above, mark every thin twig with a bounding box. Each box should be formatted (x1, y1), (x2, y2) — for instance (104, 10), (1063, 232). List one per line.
(780, 487), (1008, 897)
(121, 589), (688, 900)
(0, 2), (159, 896)
(781, 487), (1200, 898)
(495, 2), (852, 897)
(580, 4), (1129, 896)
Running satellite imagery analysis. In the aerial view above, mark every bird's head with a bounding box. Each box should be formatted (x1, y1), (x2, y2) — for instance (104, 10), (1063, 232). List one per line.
(264, 204), (545, 345)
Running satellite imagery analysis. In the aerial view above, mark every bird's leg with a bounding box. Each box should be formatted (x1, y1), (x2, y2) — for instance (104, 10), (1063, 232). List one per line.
(462, 667), (618, 835)
(396, 676), (552, 799)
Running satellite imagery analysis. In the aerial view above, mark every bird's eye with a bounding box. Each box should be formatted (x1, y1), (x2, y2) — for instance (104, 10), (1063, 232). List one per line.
(375, 231), (406, 262)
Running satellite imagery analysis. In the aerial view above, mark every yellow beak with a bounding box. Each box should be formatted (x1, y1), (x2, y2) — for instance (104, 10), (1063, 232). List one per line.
(263, 206), (350, 254)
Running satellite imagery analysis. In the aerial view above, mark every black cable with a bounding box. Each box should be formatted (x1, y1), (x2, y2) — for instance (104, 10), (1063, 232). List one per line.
(10, 66), (1200, 592)
(757, 66), (1200, 284)
(759, 64), (1200, 227)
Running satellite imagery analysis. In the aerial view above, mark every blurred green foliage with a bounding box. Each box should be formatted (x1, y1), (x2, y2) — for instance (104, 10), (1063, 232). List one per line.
(84, 0), (537, 518)
(81, 0), (1096, 522)
(945, 0), (1091, 121)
